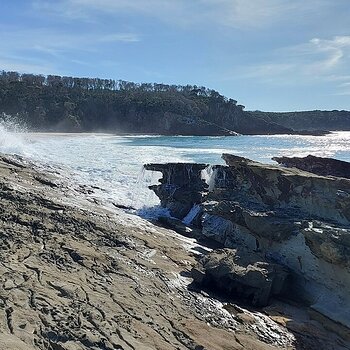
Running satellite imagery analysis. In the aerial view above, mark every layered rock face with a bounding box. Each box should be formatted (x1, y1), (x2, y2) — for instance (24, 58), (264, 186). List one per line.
(144, 162), (209, 218)
(146, 154), (350, 330)
(2, 153), (350, 349)
(1, 154), (302, 350)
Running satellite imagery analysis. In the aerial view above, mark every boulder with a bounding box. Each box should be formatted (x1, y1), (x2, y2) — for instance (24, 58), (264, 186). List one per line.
(192, 248), (289, 307)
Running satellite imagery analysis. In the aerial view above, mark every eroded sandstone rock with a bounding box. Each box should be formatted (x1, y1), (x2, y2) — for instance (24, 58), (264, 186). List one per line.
(2, 154), (309, 350)
(1, 153), (349, 349)
(145, 154), (350, 332)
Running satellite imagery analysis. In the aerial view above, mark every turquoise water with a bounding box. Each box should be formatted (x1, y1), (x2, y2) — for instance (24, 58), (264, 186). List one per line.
(124, 133), (350, 164)
(0, 130), (349, 208)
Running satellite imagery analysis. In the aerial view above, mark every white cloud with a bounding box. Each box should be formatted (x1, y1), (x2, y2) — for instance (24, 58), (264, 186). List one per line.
(293, 36), (350, 72)
(100, 33), (140, 43)
(32, 0), (334, 29)
(0, 58), (56, 75)
(230, 35), (350, 94)
(200, 0), (329, 28)
(0, 26), (139, 75)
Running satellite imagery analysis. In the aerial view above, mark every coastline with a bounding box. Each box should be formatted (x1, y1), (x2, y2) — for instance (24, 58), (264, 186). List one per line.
(1, 152), (349, 349)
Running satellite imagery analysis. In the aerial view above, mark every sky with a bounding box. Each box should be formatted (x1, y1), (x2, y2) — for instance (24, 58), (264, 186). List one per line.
(0, 0), (350, 111)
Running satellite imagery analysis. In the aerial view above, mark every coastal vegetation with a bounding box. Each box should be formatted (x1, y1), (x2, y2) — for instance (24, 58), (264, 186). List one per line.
(0, 70), (349, 134)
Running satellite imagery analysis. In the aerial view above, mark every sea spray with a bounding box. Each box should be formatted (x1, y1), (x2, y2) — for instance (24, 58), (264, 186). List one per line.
(132, 166), (162, 209)
(134, 166), (175, 219)
(201, 165), (218, 191)
(0, 119), (32, 156)
(1, 132), (349, 221)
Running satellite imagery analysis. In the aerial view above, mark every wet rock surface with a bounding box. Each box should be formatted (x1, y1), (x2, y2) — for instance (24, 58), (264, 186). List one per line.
(272, 155), (350, 179)
(1, 153), (350, 349)
(144, 162), (208, 218)
(146, 154), (350, 338)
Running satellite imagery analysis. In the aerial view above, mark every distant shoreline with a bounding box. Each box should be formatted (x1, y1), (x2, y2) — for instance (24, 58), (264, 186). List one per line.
(20, 130), (348, 137)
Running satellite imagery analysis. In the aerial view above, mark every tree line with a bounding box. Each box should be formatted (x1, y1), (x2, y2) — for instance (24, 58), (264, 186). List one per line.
(0, 70), (247, 133)
(0, 70), (243, 107)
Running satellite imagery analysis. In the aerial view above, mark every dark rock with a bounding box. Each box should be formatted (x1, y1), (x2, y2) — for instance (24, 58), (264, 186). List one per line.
(272, 155), (350, 179)
(145, 153), (350, 329)
(144, 163), (208, 219)
(192, 248), (289, 307)
(157, 216), (200, 238)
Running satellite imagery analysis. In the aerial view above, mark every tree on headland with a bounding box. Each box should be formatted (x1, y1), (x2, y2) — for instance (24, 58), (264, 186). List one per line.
(0, 70), (348, 134)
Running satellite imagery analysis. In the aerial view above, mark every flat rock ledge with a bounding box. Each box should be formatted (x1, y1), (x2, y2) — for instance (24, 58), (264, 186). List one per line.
(0, 153), (349, 350)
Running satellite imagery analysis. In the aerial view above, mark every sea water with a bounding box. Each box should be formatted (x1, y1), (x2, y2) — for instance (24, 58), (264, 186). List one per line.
(0, 125), (349, 210)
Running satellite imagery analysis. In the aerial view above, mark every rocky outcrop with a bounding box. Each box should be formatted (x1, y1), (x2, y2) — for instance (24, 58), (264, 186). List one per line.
(249, 110), (350, 132)
(144, 162), (208, 218)
(273, 155), (350, 179)
(4, 154), (329, 350)
(220, 154), (350, 225)
(192, 248), (289, 307)
(2, 153), (350, 349)
(146, 154), (350, 332)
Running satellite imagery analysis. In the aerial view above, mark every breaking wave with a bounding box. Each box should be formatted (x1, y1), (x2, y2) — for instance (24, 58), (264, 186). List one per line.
(0, 120), (32, 156)
(0, 129), (350, 213)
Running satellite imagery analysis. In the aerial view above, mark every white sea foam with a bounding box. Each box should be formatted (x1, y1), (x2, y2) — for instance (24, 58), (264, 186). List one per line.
(0, 129), (349, 213)
(0, 122), (31, 156)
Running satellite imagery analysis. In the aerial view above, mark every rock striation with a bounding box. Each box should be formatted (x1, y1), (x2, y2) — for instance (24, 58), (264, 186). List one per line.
(2, 153), (320, 350)
(146, 154), (350, 333)
(1, 152), (349, 349)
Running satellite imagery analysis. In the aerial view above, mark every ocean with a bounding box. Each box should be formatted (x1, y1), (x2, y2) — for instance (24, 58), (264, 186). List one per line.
(0, 126), (349, 211)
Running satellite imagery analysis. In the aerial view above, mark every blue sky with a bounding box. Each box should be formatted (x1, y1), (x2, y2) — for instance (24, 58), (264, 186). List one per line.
(1, 0), (349, 111)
